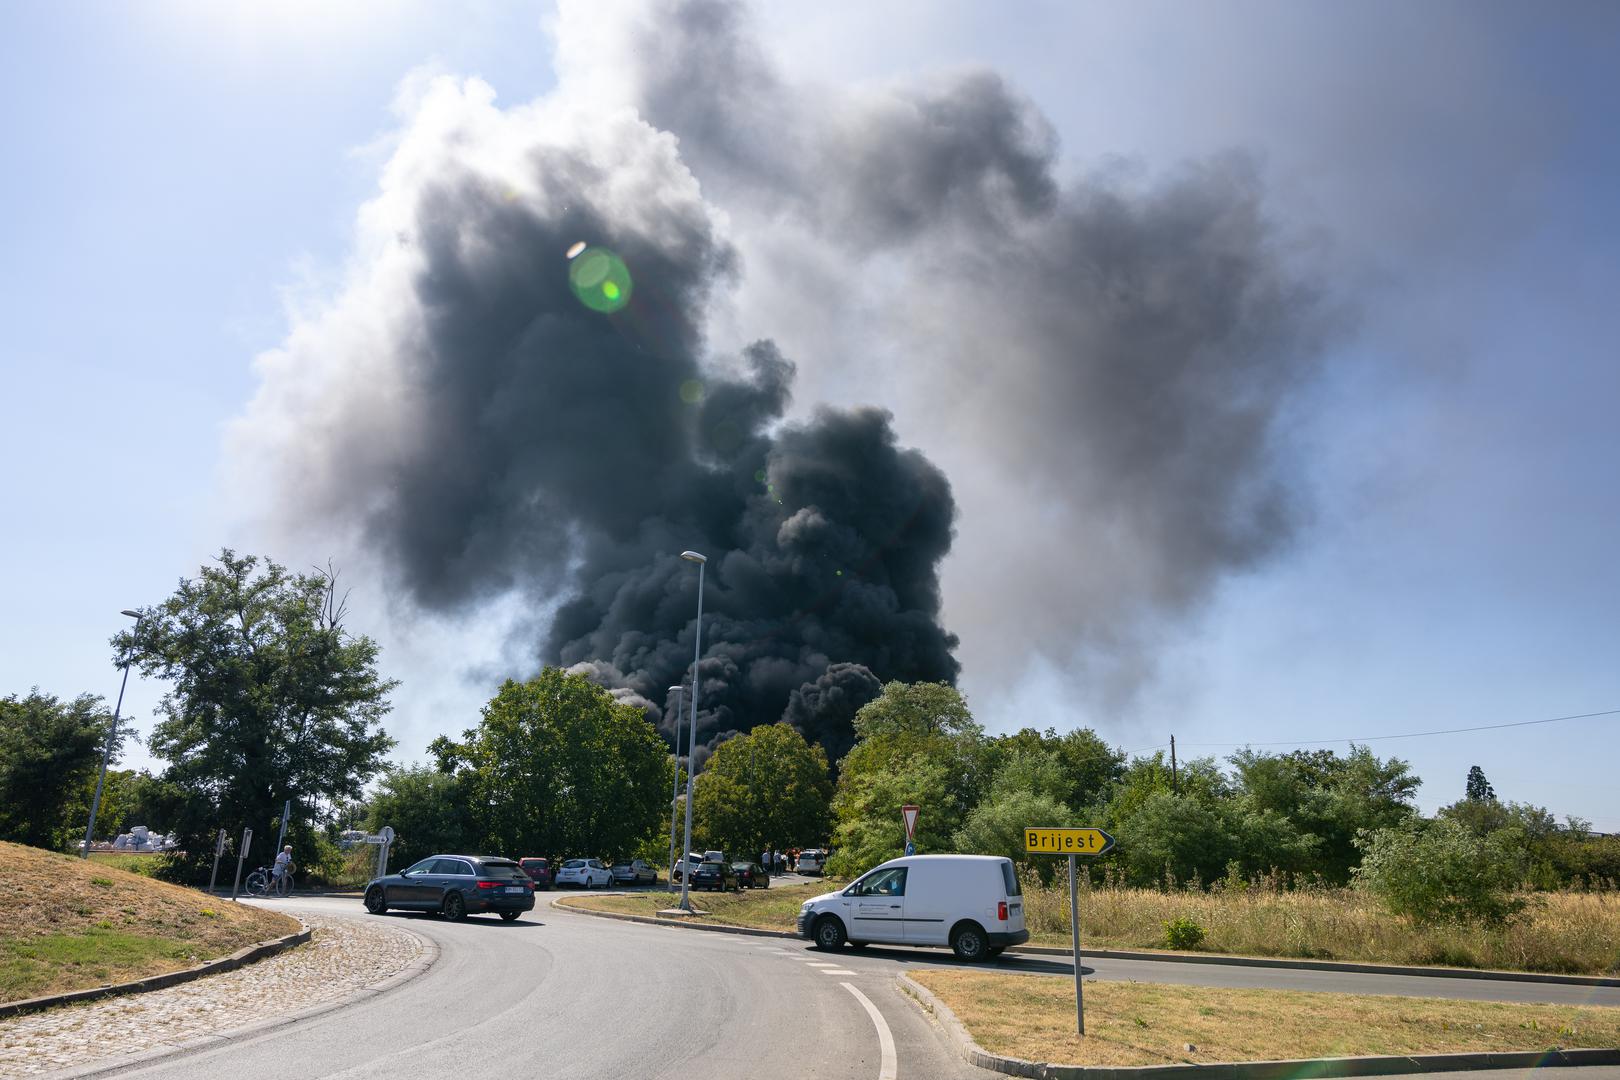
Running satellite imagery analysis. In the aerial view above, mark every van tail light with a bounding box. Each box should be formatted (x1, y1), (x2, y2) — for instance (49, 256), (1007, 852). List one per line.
(998, 901), (1008, 921)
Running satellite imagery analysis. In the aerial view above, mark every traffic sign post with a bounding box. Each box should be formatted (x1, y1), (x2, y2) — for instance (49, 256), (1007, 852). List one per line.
(1025, 825), (1115, 1036)
(901, 804), (919, 856)
(208, 829), (227, 896)
(231, 827), (252, 902)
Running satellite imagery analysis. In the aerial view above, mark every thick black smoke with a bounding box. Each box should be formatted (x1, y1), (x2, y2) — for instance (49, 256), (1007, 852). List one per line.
(234, 81), (958, 759)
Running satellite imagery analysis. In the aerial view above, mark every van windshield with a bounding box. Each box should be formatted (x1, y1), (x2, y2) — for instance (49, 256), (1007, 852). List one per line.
(1001, 860), (1021, 897)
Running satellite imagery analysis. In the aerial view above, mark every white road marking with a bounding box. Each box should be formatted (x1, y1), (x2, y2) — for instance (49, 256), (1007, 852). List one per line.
(806, 961), (841, 967)
(841, 981), (898, 1080)
(821, 968), (856, 975)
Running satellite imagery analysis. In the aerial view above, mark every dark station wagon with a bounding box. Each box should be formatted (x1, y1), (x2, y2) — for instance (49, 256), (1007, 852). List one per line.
(364, 854), (535, 921)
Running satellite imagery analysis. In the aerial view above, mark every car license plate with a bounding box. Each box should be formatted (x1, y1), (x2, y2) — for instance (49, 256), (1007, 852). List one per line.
(504, 886), (524, 894)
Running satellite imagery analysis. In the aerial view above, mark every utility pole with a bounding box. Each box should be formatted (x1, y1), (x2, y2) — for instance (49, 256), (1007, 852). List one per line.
(1170, 735), (1178, 795)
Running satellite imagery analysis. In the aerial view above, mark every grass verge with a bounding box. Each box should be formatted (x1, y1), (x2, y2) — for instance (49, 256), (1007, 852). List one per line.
(910, 969), (1620, 1067)
(1018, 876), (1620, 976)
(0, 841), (299, 1002)
(555, 880), (841, 932)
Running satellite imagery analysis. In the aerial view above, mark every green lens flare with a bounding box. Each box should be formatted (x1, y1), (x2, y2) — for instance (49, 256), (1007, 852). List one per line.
(568, 247), (633, 313)
(679, 379), (704, 404)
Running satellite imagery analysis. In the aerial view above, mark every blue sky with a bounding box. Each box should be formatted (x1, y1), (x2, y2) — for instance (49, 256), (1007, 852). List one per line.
(2, 2), (1615, 826)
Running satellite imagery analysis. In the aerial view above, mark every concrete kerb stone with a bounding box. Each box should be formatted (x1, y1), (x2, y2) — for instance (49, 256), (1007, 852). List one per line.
(0, 923), (315, 1020)
(894, 973), (1620, 1080)
(554, 898), (1618, 989)
(1007, 944), (1620, 989)
(35, 925), (441, 1080)
(551, 896), (798, 939)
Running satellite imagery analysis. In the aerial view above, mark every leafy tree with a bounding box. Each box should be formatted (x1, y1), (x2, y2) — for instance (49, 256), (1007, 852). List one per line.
(120, 551), (397, 875)
(1354, 819), (1526, 926)
(828, 681), (987, 877)
(432, 668), (669, 861)
(1465, 765), (1495, 802)
(988, 728), (1125, 811)
(954, 788), (1073, 870)
(693, 723), (832, 858)
(366, 765), (475, 870)
(1229, 745), (1419, 883)
(1114, 792), (1237, 887)
(0, 690), (111, 849)
(76, 768), (168, 841)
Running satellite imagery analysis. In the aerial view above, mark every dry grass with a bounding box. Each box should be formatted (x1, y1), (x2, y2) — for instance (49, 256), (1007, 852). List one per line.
(911, 969), (1620, 1067)
(0, 841), (299, 1002)
(556, 880), (842, 932)
(1018, 874), (1620, 976)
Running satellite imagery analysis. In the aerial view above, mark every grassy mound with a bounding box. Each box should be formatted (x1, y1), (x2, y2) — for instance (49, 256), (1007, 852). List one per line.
(0, 841), (300, 1003)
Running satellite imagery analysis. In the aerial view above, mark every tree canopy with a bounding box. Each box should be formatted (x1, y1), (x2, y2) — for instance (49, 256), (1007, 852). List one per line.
(0, 689), (111, 849)
(431, 667), (669, 861)
(693, 723), (833, 858)
(121, 550), (396, 872)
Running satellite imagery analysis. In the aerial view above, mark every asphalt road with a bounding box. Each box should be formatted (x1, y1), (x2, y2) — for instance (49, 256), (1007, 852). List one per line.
(88, 892), (1620, 1080)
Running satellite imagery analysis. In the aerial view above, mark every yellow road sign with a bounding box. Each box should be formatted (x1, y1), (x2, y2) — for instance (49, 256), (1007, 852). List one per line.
(1024, 827), (1115, 855)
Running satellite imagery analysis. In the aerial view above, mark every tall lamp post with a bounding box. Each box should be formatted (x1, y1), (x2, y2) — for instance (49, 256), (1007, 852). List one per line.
(84, 609), (142, 857)
(665, 682), (685, 892)
(677, 550), (706, 912)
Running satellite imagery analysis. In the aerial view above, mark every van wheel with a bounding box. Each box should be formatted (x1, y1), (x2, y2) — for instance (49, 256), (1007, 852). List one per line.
(950, 922), (988, 962)
(813, 916), (846, 950)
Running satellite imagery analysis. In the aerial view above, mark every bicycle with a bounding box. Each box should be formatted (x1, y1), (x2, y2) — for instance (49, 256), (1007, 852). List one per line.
(243, 864), (293, 897)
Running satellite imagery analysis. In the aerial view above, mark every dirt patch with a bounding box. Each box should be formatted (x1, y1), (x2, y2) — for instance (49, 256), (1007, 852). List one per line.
(910, 968), (1620, 1067)
(0, 841), (298, 1002)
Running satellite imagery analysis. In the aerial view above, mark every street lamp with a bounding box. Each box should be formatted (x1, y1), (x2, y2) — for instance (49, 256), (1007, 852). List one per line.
(84, 609), (142, 857)
(677, 550), (706, 911)
(666, 682), (685, 892)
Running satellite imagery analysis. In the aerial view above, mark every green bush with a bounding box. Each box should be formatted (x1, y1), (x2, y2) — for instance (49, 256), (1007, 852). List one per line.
(1163, 915), (1207, 950)
(1353, 820), (1527, 926)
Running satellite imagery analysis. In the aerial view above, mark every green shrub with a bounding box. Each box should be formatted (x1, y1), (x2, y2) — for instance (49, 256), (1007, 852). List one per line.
(1353, 820), (1527, 926)
(1163, 915), (1207, 950)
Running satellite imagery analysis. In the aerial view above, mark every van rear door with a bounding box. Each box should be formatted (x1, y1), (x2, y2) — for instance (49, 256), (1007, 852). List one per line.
(999, 859), (1025, 935)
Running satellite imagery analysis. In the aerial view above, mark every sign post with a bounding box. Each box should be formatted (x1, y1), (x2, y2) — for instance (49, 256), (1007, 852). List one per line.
(231, 827), (252, 902)
(208, 829), (227, 896)
(377, 825), (395, 879)
(1024, 826), (1116, 1036)
(901, 804), (919, 857)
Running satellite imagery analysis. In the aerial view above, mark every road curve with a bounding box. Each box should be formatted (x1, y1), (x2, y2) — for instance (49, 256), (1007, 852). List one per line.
(91, 894), (988, 1080)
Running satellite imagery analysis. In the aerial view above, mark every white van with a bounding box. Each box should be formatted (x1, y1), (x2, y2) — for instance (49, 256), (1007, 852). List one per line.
(796, 854), (1027, 961)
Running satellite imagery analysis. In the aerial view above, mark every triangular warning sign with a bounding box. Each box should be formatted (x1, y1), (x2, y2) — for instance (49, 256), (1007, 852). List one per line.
(902, 804), (920, 839)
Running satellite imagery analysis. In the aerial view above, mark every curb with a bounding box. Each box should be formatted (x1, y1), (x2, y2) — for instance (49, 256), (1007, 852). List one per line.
(0, 922), (314, 1019)
(1007, 944), (1620, 989)
(895, 973), (1620, 1079)
(551, 897), (796, 939)
(553, 899), (1618, 990)
(34, 922), (441, 1080)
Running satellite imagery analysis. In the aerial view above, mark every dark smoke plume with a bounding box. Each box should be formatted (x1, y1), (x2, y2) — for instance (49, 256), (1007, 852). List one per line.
(233, 77), (958, 758)
(237, 0), (1339, 756)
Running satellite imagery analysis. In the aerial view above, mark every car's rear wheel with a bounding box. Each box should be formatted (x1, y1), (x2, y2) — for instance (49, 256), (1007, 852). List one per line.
(443, 891), (467, 922)
(950, 922), (988, 962)
(500, 910), (520, 922)
(813, 915), (846, 950)
(364, 886), (387, 915)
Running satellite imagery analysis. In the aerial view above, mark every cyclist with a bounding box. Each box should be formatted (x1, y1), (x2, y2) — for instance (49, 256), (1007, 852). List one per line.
(271, 844), (294, 895)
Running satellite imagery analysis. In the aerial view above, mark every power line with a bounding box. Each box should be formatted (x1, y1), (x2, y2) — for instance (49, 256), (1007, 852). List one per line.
(1171, 707), (1620, 751)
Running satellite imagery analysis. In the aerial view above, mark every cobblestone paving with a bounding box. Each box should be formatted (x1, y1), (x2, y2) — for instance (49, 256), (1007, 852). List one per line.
(0, 912), (427, 1078)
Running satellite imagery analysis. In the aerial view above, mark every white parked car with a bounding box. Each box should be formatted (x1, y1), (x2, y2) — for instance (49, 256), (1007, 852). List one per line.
(554, 858), (612, 888)
(796, 854), (1027, 961)
(670, 852), (704, 884)
(796, 848), (825, 875)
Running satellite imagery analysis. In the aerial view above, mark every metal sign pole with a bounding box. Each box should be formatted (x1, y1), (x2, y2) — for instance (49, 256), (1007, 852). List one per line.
(208, 829), (226, 896)
(1069, 852), (1084, 1036)
(231, 827), (252, 901)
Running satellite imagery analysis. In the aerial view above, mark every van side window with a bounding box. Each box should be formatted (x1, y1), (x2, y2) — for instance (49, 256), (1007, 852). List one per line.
(851, 867), (908, 897)
(1000, 860), (1021, 897)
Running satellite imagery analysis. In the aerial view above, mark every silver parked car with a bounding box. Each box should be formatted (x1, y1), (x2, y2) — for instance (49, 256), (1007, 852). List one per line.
(610, 858), (657, 885)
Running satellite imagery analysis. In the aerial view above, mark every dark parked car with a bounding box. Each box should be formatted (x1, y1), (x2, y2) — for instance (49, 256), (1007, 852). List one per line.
(518, 857), (553, 890)
(689, 858), (739, 892)
(364, 855), (535, 922)
(732, 861), (769, 889)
